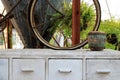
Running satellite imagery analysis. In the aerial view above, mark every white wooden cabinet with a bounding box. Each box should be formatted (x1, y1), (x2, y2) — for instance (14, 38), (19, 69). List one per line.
(0, 49), (120, 80)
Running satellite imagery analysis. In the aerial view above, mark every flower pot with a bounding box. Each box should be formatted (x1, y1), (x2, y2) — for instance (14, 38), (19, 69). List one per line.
(88, 31), (106, 51)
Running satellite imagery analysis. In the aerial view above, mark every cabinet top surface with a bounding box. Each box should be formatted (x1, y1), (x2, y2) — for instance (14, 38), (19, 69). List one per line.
(0, 49), (120, 58)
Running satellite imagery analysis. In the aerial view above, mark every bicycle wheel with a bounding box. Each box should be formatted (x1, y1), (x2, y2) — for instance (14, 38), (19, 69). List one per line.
(0, 14), (6, 32)
(28, 0), (101, 49)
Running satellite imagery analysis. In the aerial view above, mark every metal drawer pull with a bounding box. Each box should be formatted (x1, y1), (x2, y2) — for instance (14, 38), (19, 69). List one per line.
(21, 68), (34, 72)
(58, 69), (72, 73)
(96, 69), (111, 74)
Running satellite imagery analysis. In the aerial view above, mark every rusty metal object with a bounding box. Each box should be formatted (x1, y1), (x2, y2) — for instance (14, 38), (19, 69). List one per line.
(0, 14), (6, 32)
(88, 31), (106, 51)
(72, 0), (80, 46)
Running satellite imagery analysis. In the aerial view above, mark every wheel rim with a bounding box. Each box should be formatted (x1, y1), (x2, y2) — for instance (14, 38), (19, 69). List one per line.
(0, 14), (6, 32)
(29, 0), (101, 49)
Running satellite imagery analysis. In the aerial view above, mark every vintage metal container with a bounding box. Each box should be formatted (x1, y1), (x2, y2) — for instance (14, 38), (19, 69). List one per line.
(88, 31), (106, 51)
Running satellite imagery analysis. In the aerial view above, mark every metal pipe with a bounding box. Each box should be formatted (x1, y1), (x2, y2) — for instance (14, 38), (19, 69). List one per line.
(72, 0), (80, 46)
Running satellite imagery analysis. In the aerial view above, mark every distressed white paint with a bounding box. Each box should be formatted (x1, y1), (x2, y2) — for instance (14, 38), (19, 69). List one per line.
(13, 59), (45, 80)
(87, 60), (120, 80)
(0, 59), (8, 80)
(0, 49), (120, 80)
(49, 59), (82, 80)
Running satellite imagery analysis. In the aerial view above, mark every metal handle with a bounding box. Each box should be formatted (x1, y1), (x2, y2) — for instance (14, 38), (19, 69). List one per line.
(21, 68), (34, 72)
(96, 69), (111, 74)
(58, 69), (72, 73)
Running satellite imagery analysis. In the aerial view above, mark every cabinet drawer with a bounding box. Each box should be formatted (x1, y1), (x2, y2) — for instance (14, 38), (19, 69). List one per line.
(0, 59), (8, 80)
(49, 59), (82, 80)
(13, 59), (45, 80)
(87, 59), (120, 80)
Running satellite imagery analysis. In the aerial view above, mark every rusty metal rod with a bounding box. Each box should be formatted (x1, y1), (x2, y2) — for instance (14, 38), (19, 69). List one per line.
(0, 0), (21, 24)
(72, 0), (80, 46)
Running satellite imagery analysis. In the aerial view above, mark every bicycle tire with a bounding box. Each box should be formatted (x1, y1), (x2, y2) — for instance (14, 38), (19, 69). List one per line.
(28, 0), (101, 50)
(0, 14), (6, 32)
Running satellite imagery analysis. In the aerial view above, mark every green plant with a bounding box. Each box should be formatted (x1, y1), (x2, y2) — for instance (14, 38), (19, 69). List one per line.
(48, 1), (96, 46)
(99, 19), (120, 50)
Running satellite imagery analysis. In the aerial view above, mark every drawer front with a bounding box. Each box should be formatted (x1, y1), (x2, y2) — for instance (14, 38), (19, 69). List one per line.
(87, 60), (120, 80)
(49, 59), (82, 80)
(13, 59), (45, 80)
(0, 59), (8, 80)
